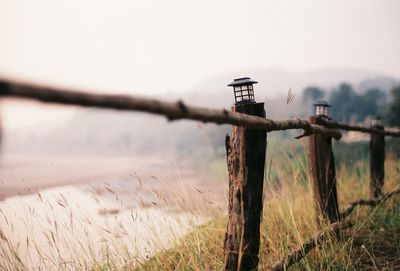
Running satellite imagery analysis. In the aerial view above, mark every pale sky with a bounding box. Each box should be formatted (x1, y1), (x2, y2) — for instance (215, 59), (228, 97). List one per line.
(0, 0), (399, 128)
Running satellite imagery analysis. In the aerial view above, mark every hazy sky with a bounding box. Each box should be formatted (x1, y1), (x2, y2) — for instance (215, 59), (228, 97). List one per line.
(0, 0), (399, 128)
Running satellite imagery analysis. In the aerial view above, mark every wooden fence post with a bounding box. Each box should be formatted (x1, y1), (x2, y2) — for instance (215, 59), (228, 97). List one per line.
(308, 116), (339, 224)
(370, 124), (385, 199)
(223, 102), (267, 271)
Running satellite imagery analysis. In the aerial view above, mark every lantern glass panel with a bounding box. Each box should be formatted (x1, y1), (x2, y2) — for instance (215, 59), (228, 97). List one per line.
(315, 105), (329, 116)
(371, 117), (381, 126)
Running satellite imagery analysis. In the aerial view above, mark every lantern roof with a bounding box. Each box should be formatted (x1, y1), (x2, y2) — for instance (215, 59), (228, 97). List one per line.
(313, 100), (330, 107)
(227, 77), (258, 87)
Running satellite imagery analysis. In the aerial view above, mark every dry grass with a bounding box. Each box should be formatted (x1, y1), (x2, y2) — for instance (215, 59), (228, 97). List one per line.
(139, 156), (400, 271)
(0, 146), (399, 271)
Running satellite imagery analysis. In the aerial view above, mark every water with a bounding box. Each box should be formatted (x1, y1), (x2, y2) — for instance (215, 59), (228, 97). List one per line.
(0, 155), (222, 270)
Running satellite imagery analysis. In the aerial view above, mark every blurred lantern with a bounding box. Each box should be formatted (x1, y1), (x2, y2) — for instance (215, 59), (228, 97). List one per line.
(314, 101), (330, 117)
(227, 77), (257, 105)
(370, 115), (382, 127)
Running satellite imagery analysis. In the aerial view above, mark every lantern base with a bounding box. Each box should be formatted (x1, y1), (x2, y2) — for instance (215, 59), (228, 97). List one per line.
(234, 100), (256, 106)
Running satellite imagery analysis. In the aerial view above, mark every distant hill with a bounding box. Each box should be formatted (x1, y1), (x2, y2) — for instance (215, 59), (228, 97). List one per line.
(173, 67), (398, 107)
(4, 68), (399, 156)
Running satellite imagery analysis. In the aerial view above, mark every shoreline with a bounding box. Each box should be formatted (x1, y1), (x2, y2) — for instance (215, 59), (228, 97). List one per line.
(0, 154), (207, 201)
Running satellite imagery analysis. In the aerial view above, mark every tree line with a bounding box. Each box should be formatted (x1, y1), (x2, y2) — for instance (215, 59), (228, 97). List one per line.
(302, 84), (400, 127)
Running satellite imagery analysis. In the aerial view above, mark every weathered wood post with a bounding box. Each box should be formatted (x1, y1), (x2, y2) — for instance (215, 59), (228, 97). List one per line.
(224, 78), (267, 271)
(370, 116), (385, 199)
(308, 101), (339, 224)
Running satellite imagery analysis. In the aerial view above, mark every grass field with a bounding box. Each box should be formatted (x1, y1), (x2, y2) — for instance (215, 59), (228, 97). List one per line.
(1, 139), (399, 270)
(138, 149), (400, 271)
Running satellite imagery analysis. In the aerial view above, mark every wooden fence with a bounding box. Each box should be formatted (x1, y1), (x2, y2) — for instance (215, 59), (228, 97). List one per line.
(0, 78), (400, 271)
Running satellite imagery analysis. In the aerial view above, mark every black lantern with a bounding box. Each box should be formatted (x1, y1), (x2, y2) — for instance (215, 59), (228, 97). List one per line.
(370, 115), (382, 127)
(227, 77), (257, 105)
(314, 101), (330, 117)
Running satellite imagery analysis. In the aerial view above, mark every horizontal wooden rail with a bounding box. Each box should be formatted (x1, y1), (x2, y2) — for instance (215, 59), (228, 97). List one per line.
(318, 118), (400, 138)
(0, 79), (342, 139)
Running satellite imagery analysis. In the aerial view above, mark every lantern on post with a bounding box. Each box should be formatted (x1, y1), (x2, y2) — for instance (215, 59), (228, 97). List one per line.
(308, 100), (339, 224)
(314, 101), (330, 117)
(224, 76), (266, 270)
(370, 115), (382, 127)
(227, 77), (257, 105)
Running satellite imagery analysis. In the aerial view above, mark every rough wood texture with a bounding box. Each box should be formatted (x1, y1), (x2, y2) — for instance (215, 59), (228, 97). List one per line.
(0, 79), (341, 139)
(318, 118), (400, 138)
(308, 116), (339, 224)
(224, 103), (267, 271)
(370, 125), (385, 199)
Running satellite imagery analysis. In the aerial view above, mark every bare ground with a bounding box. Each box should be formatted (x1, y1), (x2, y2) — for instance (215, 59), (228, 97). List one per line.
(346, 201), (400, 271)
